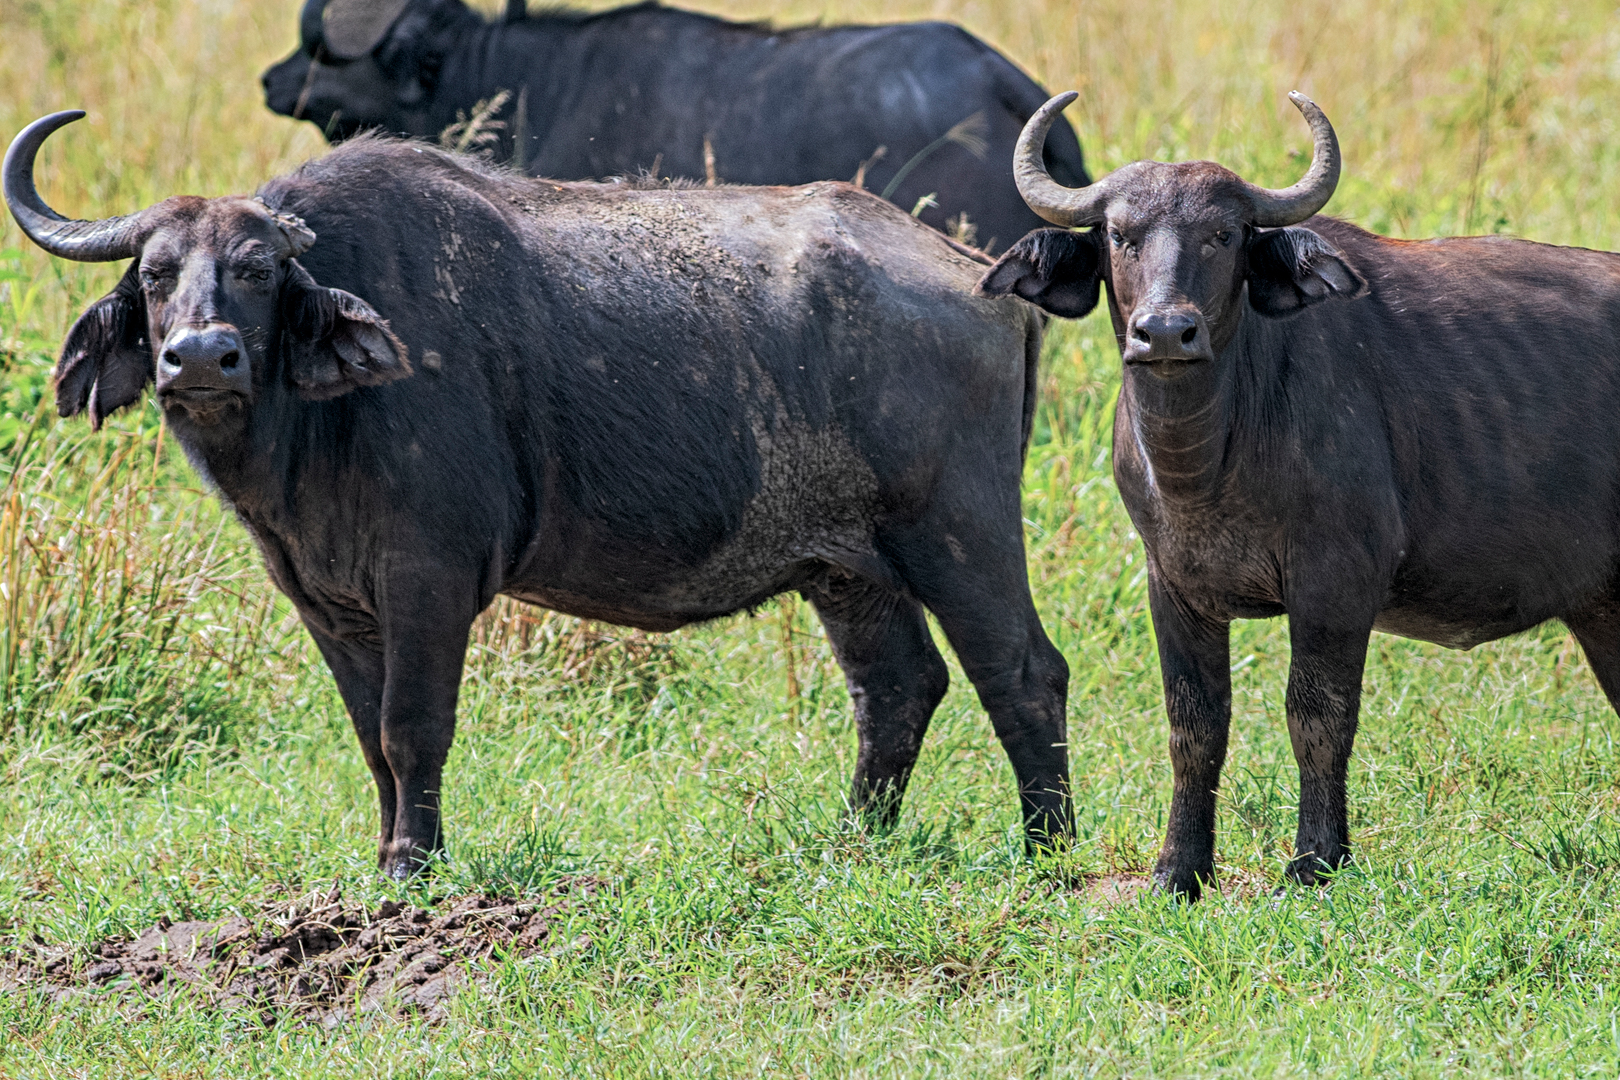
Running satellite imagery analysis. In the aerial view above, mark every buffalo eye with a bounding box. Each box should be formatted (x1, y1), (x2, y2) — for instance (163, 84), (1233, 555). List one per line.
(236, 263), (274, 285)
(1202, 229), (1235, 259)
(1108, 228), (1138, 258)
(1205, 229), (1237, 257)
(139, 267), (173, 294)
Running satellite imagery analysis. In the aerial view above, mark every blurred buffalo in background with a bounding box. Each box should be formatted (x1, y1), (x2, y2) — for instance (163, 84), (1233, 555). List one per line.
(262, 0), (1090, 253)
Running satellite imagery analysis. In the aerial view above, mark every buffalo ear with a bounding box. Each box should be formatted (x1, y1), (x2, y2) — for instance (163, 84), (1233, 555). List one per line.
(1246, 226), (1367, 317)
(976, 228), (1103, 318)
(280, 259), (411, 400)
(56, 261), (154, 431)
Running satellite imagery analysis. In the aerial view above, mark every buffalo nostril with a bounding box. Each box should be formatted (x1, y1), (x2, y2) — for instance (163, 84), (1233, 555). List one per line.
(1133, 325), (1152, 344)
(160, 350), (182, 370)
(1181, 324), (1198, 345)
(219, 351), (240, 370)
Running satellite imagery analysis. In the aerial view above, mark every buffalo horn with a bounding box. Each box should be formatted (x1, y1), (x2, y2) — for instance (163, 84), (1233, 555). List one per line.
(3, 111), (149, 263)
(1244, 92), (1341, 226)
(300, 0), (328, 49)
(1012, 92), (1112, 227)
(321, 0), (410, 59)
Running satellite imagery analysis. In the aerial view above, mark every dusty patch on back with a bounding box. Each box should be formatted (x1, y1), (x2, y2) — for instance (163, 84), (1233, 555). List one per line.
(0, 880), (594, 1025)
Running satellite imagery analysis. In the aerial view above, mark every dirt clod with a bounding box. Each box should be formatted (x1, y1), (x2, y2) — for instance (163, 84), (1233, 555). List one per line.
(0, 879), (593, 1025)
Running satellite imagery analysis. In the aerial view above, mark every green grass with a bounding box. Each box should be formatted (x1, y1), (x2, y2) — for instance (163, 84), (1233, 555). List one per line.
(5, 0), (1620, 1076)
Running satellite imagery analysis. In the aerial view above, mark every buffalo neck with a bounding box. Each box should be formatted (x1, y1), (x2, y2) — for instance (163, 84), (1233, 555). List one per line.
(1110, 298), (1246, 510)
(167, 390), (349, 529)
(427, 18), (566, 156)
(1118, 359), (1234, 508)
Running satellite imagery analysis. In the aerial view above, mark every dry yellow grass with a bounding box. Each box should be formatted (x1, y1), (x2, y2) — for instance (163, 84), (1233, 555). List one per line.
(1, 1), (1616, 264)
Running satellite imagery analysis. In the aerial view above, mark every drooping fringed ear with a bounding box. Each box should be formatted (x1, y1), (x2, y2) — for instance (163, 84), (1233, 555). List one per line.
(280, 259), (411, 400)
(1246, 226), (1367, 317)
(56, 261), (154, 431)
(975, 228), (1104, 318)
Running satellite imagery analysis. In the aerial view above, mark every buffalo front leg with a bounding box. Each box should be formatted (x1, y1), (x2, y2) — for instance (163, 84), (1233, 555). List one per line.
(308, 624), (394, 867)
(1283, 615), (1373, 886)
(807, 576), (950, 829)
(377, 582), (479, 879)
(1148, 577), (1232, 899)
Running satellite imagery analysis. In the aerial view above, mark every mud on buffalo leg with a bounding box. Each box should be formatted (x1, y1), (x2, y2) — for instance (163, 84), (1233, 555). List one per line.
(307, 625), (394, 868)
(1563, 597), (1620, 713)
(1146, 576), (1232, 899)
(806, 575), (950, 829)
(1283, 612), (1374, 887)
(888, 526), (1071, 850)
(376, 579), (480, 879)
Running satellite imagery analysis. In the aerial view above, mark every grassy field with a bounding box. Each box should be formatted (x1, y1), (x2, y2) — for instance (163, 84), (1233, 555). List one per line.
(4, 0), (1620, 1075)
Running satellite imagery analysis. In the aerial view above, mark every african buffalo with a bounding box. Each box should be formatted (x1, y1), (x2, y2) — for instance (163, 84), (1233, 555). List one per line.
(981, 91), (1620, 898)
(6, 111), (1070, 878)
(261, 0), (1090, 253)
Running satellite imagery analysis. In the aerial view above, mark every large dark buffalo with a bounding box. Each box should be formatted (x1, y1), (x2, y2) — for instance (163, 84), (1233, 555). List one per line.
(981, 92), (1620, 898)
(261, 0), (1090, 253)
(6, 111), (1070, 878)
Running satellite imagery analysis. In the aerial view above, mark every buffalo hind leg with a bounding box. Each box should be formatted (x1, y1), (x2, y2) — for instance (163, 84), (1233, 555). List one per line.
(1564, 598), (1620, 713)
(807, 574), (950, 829)
(308, 624), (394, 869)
(930, 599), (1070, 848)
(891, 538), (1071, 850)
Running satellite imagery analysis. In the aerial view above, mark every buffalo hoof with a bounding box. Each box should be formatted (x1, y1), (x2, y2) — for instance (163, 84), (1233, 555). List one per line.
(1284, 852), (1348, 887)
(848, 790), (904, 837)
(1021, 799), (1075, 857)
(1151, 862), (1210, 901)
(1023, 828), (1075, 861)
(380, 839), (438, 880)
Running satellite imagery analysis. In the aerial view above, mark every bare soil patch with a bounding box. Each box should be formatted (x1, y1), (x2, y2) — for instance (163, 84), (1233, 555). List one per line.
(1085, 873), (1151, 908)
(0, 879), (595, 1025)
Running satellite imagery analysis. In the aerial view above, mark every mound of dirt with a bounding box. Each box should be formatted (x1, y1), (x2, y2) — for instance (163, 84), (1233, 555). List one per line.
(1, 879), (594, 1025)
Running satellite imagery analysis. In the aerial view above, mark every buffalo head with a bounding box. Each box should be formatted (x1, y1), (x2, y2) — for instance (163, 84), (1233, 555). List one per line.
(3, 112), (408, 431)
(980, 92), (1366, 369)
(262, 0), (481, 141)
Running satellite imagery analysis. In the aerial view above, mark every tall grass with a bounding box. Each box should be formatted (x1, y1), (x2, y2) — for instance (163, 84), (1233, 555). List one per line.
(0, 250), (294, 776)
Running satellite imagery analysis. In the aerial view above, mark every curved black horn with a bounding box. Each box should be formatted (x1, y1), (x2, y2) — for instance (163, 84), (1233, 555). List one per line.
(3, 111), (150, 263)
(300, 0), (329, 49)
(1244, 92), (1341, 227)
(1012, 92), (1112, 227)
